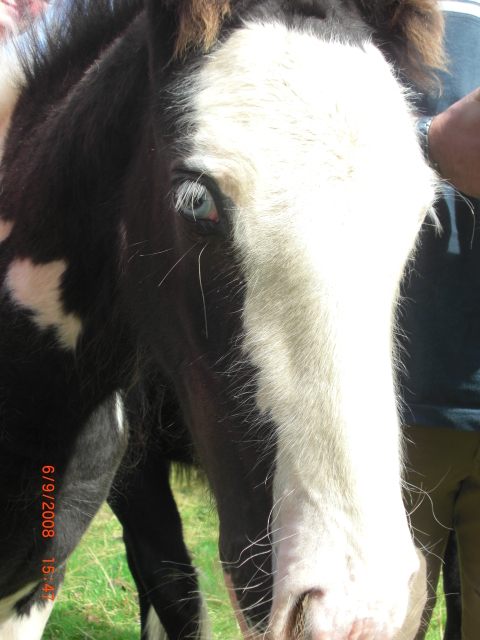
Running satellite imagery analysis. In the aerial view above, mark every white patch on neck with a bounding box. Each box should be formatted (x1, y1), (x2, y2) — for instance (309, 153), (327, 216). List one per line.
(0, 219), (13, 243)
(0, 597), (54, 640)
(184, 22), (437, 639)
(5, 258), (82, 349)
(0, 583), (39, 626)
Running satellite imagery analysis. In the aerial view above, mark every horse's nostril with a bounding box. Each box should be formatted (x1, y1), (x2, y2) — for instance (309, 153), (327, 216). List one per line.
(287, 589), (323, 640)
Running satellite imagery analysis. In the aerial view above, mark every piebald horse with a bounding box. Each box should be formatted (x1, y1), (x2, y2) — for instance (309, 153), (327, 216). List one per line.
(0, 0), (444, 637)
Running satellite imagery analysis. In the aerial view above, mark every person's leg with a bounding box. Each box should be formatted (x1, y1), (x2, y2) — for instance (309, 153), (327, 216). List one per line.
(402, 425), (478, 640)
(453, 439), (480, 640)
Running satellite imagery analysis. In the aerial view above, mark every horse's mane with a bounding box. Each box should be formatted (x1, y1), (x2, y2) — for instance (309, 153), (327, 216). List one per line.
(14, 0), (144, 100)
(169, 0), (445, 86)
(7, 0), (444, 97)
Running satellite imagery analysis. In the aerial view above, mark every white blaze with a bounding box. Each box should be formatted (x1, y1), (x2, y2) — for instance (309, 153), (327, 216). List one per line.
(185, 23), (435, 639)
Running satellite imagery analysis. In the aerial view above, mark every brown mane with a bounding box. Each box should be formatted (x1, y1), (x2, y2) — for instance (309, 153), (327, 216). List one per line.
(168, 0), (446, 87)
(358, 0), (447, 88)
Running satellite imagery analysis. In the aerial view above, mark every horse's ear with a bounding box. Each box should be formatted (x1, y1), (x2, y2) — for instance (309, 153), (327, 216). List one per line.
(357, 0), (446, 88)
(146, 0), (231, 68)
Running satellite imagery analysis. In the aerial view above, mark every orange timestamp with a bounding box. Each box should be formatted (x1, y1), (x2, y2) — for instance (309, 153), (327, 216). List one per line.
(41, 465), (56, 601)
(41, 465), (55, 538)
(42, 558), (55, 601)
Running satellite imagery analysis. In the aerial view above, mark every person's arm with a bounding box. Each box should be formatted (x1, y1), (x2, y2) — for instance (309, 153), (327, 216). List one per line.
(428, 87), (480, 199)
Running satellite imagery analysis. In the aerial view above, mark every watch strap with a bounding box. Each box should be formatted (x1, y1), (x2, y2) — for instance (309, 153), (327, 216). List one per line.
(415, 116), (439, 172)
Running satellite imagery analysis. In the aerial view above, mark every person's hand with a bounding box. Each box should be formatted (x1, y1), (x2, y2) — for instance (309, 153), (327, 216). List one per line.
(429, 87), (480, 198)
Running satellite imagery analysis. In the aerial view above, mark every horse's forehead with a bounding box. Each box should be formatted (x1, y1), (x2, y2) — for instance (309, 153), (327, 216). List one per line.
(183, 23), (411, 205)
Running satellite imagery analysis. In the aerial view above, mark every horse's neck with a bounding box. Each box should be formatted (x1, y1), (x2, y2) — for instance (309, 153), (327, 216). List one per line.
(4, 11), (149, 217)
(0, 14), (150, 415)
(1, 12), (149, 284)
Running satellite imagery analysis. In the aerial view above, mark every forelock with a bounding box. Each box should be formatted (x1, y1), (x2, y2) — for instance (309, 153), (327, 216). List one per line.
(167, 0), (231, 57)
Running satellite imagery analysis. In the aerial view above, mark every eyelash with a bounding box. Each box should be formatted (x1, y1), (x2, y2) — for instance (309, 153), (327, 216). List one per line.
(172, 179), (220, 223)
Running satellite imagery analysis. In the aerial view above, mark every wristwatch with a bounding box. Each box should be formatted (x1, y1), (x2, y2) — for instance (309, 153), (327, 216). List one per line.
(415, 116), (439, 171)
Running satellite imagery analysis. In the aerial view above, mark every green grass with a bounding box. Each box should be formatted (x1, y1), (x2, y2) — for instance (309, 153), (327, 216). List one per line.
(42, 505), (141, 640)
(43, 477), (446, 639)
(42, 476), (241, 640)
(426, 579), (448, 640)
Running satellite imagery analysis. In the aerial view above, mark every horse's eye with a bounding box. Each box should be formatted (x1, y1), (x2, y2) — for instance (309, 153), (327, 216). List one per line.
(173, 180), (219, 223)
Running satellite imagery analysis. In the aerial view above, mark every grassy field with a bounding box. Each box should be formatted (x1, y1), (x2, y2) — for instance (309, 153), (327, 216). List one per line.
(43, 477), (447, 640)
